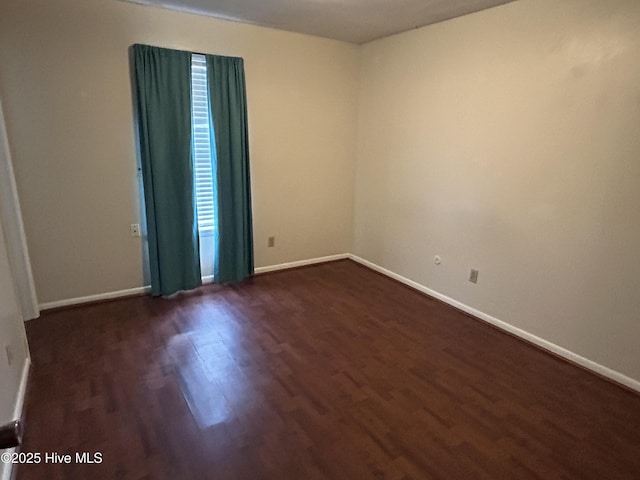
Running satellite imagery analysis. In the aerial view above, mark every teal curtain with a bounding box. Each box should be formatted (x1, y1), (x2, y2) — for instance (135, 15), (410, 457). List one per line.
(132, 44), (202, 296)
(206, 55), (254, 283)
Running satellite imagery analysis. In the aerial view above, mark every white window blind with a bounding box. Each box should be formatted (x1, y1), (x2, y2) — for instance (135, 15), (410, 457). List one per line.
(191, 54), (215, 233)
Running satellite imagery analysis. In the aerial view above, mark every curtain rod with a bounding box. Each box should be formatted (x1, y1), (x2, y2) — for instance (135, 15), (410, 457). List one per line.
(131, 43), (244, 61)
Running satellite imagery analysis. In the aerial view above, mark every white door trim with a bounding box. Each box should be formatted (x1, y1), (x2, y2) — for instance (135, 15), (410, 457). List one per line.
(0, 97), (39, 320)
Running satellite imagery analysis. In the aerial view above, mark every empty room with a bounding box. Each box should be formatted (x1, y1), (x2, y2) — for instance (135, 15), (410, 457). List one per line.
(1, 0), (639, 478)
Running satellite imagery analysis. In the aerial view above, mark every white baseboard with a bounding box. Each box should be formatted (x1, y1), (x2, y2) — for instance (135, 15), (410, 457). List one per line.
(254, 253), (349, 274)
(1, 358), (31, 480)
(196, 253), (350, 285)
(38, 254), (350, 312)
(35, 253), (637, 393)
(38, 286), (150, 312)
(348, 254), (640, 394)
(12, 358), (30, 423)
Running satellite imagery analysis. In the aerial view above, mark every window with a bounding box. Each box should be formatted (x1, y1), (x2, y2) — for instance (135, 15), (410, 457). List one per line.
(190, 54), (215, 233)
(134, 44), (251, 288)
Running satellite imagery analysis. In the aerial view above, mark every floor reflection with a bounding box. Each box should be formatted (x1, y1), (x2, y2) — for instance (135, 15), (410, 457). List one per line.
(167, 305), (247, 429)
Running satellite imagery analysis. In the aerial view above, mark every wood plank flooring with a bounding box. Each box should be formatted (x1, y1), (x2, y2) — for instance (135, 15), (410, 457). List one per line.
(17, 260), (640, 479)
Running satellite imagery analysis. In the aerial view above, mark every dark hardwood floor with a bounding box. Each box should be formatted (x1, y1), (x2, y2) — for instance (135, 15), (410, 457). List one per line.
(17, 260), (640, 479)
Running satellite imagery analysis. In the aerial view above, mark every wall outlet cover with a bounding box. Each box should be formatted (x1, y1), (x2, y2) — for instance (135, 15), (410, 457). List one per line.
(469, 269), (479, 284)
(5, 345), (13, 366)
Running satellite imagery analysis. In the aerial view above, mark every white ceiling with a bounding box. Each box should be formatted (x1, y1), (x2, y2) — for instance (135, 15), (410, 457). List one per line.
(120, 0), (519, 44)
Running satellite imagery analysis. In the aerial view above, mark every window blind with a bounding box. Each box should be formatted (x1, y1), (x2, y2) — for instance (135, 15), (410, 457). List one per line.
(191, 54), (215, 232)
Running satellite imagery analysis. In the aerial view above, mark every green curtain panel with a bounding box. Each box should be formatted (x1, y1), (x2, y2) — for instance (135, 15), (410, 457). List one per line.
(132, 44), (202, 296)
(206, 55), (254, 283)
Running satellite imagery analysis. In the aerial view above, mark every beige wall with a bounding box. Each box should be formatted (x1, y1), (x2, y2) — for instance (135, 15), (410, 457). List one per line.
(354, 0), (640, 381)
(0, 0), (359, 304)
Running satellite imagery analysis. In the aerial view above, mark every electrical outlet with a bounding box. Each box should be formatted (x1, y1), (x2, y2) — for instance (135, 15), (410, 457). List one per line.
(5, 345), (13, 366)
(469, 269), (479, 284)
(268, 236), (275, 248)
(130, 224), (141, 237)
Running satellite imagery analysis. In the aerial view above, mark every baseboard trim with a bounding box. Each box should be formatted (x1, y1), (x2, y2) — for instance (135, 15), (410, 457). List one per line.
(348, 254), (640, 394)
(37, 254), (637, 393)
(12, 358), (30, 424)
(254, 254), (349, 274)
(38, 286), (151, 312)
(1, 358), (31, 480)
(38, 254), (350, 312)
